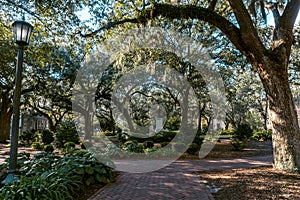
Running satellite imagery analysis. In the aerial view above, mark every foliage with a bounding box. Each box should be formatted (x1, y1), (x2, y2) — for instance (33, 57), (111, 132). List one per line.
(186, 143), (200, 155)
(40, 129), (55, 145)
(102, 131), (115, 136)
(143, 140), (154, 149)
(19, 130), (38, 145)
(219, 129), (235, 136)
(230, 139), (246, 151)
(151, 131), (178, 143)
(233, 123), (253, 141)
(62, 142), (76, 154)
(0, 151), (116, 200)
(121, 130), (178, 144)
(31, 141), (44, 150)
(251, 130), (272, 141)
(230, 123), (253, 151)
(123, 140), (144, 153)
(164, 116), (181, 130)
(64, 141), (76, 149)
(43, 144), (55, 153)
(1, 0), (299, 171)
(55, 120), (80, 148)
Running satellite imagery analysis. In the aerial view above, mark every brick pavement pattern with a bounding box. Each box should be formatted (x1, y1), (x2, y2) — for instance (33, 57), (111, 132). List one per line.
(89, 155), (272, 200)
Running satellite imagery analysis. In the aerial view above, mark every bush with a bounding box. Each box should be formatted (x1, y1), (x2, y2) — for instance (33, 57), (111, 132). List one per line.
(19, 130), (37, 145)
(143, 140), (154, 149)
(186, 143), (200, 155)
(123, 140), (144, 153)
(64, 141), (76, 149)
(251, 129), (272, 141)
(233, 123), (253, 141)
(31, 142), (43, 150)
(231, 138), (246, 151)
(55, 120), (80, 148)
(151, 131), (178, 143)
(230, 124), (253, 151)
(219, 129), (235, 136)
(40, 129), (55, 145)
(0, 151), (116, 200)
(103, 131), (115, 136)
(43, 144), (54, 153)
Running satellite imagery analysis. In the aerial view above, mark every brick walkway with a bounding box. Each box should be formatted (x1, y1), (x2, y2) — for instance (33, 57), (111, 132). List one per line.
(89, 155), (273, 200)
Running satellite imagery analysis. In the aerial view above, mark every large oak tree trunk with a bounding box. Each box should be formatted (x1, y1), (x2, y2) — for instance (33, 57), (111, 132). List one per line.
(0, 95), (12, 143)
(0, 112), (11, 143)
(257, 60), (300, 171)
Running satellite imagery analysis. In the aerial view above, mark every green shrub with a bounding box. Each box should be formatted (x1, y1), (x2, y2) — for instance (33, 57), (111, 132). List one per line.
(43, 144), (54, 153)
(124, 140), (138, 146)
(219, 129), (235, 136)
(64, 141), (76, 148)
(55, 120), (80, 148)
(186, 143), (200, 155)
(19, 130), (37, 145)
(123, 140), (144, 153)
(143, 140), (154, 149)
(231, 138), (246, 151)
(151, 131), (177, 143)
(230, 124), (253, 151)
(117, 132), (129, 143)
(233, 123), (253, 141)
(0, 151), (116, 200)
(251, 129), (272, 141)
(40, 129), (55, 145)
(103, 131), (115, 136)
(31, 142), (43, 150)
(164, 116), (181, 130)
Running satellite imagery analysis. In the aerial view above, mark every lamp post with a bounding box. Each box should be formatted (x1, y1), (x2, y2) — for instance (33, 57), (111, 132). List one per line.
(1, 20), (33, 184)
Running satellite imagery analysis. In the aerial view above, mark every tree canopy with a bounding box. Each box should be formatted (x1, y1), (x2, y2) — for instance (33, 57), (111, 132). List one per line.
(1, 0), (300, 172)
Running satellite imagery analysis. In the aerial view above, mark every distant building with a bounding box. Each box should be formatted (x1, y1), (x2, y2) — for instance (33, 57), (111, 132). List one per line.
(20, 113), (48, 133)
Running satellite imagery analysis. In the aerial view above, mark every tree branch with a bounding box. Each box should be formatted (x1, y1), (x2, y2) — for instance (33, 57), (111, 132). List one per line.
(228, 0), (266, 58)
(280, 0), (300, 33)
(148, 3), (251, 55)
(271, 0), (300, 60)
(76, 18), (140, 37)
(208, 0), (218, 11)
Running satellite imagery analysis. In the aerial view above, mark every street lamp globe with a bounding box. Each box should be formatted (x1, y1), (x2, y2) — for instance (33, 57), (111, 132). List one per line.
(12, 20), (33, 46)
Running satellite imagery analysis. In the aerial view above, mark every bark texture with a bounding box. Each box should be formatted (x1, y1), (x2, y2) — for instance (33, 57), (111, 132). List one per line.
(0, 94), (12, 143)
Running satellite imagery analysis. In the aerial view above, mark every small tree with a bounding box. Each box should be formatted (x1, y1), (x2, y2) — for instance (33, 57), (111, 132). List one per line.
(55, 120), (80, 148)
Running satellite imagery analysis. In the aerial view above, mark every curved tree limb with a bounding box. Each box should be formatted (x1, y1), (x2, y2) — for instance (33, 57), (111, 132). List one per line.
(228, 0), (266, 59)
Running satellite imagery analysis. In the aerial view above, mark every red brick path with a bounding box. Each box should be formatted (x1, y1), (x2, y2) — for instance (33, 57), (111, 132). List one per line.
(89, 155), (272, 200)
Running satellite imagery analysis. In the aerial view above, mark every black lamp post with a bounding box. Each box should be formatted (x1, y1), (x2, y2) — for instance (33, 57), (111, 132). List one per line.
(1, 20), (33, 184)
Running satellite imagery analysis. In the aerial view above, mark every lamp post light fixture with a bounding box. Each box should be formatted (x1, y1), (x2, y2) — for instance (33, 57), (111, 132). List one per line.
(1, 20), (33, 184)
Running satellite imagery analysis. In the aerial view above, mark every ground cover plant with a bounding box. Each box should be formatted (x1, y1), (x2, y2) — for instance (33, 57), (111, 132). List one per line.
(0, 150), (116, 200)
